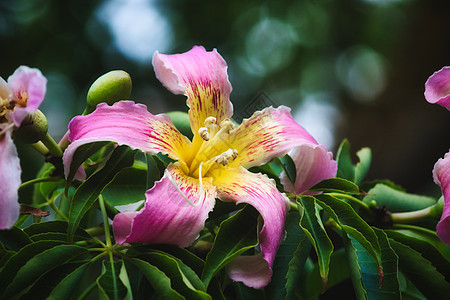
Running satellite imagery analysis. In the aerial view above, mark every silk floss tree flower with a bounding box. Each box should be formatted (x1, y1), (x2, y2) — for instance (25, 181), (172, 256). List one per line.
(62, 46), (336, 288)
(425, 66), (450, 245)
(0, 66), (47, 229)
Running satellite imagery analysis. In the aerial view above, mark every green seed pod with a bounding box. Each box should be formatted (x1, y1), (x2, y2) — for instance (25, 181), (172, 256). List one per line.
(166, 111), (193, 139)
(85, 70), (132, 115)
(13, 109), (48, 144)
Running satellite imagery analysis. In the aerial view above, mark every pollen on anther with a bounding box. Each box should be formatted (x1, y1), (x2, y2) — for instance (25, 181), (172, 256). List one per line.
(220, 118), (234, 133)
(204, 116), (216, 127)
(198, 127), (210, 141)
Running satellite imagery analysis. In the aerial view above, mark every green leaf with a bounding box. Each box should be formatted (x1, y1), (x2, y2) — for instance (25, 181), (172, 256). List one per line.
(38, 163), (63, 200)
(277, 154), (297, 185)
(65, 141), (110, 189)
(147, 244), (205, 276)
(309, 178), (360, 194)
(363, 183), (437, 212)
(18, 261), (86, 300)
(97, 260), (128, 300)
(1, 244), (87, 299)
(127, 258), (184, 299)
(0, 240), (64, 292)
(314, 194), (381, 264)
(355, 147), (372, 185)
(385, 229), (450, 281)
(102, 161), (147, 206)
(201, 205), (259, 287)
(0, 226), (32, 251)
(389, 238), (450, 298)
(265, 211), (310, 299)
(167, 111), (193, 139)
(297, 196), (334, 285)
(24, 220), (91, 242)
(336, 139), (371, 184)
(47, 262), (90, 299)
(138, 252), (211, 299)
(301, 248), (351, 299)
(146, 154), (165, 190)
(387, 225), (450, 260)
(68, 145), (137, 242)
(344, 228), (401, 300)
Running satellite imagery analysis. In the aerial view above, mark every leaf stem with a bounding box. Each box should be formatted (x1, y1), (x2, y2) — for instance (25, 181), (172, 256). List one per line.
(18, 176), (62, 191)
(326, 192), (372, 213)
(98, 194), (113, 247)
(30, 141), (50, 156)
(390, 197), (444, 224)
(41, 132), (63, 157)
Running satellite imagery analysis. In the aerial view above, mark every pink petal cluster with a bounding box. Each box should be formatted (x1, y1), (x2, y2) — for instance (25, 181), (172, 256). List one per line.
(425, 66), (450, 245)
(0, 66), (47, 229)
(63, 46), (336, 288)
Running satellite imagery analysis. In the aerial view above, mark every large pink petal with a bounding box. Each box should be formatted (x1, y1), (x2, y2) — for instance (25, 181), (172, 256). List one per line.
(424, 66), (450, 110)
(433, 150), (450, 245)
(153, 46), (233, 134)
(7, 66), (47, 126)
(224, 106), (318, 169)
(63, 101), (191, 178)
(211, 166), (289, 289)
(0, 129), (21, 229)
(280, 143), (337, 194)
(113, 163), (216, 247)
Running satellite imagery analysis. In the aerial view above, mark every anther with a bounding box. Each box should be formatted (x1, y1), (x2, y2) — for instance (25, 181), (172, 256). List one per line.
(204, 116), (217, 127)
(225, 149), (238, 161)
(198, 127), (210, 141)
(215, 155), (229, 166)
(220, 118), (234, 133)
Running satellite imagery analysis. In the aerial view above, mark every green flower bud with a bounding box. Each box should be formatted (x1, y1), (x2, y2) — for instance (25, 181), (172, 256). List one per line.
(13, 109), (48, 144)
(85, 70), (132, 115)
(166, 111), (193, 139)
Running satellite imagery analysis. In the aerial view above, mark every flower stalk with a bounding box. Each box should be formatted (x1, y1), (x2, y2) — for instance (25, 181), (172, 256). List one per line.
(390, 197), (444, 224)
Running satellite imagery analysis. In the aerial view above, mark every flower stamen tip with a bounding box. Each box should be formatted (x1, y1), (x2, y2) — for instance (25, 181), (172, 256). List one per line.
(198, 127), (210, 141)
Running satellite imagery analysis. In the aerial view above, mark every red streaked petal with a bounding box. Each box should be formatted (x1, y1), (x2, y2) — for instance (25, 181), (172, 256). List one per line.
(225, 106), (318, 169)
(63, 101), (190, 178)
(113, 163), (216, 247)
(211, 166), (289, 288)
(153, 46), (233, 134)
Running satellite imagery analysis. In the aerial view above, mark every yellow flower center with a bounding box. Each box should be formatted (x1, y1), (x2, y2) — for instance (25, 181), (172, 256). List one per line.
(179, 116), (239, 179)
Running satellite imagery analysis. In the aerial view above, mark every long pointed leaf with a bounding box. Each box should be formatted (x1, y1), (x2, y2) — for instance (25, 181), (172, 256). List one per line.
(388, 238), (450, 298)
(65, 141), (109, 189)
(47, 262), (91, 299)
(97, 260), (128, 300)
(1, 244), (87, 299)
(127, 258), (185, 299)
(139, 252), (211, 299)
(201, 205), (259, 287)
(68, 145), (137, 242)
(314, 194), (381, 266)
(264, 211), (310, 299)
(344, 228), (401, 300)
(298, 196), (334, 286)
(0, 240), (64, 292)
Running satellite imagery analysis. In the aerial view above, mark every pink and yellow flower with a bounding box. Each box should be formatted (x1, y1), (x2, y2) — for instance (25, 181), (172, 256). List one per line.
(425, 66), (450, 245)
(63, 46), (336, 288)
(0, 66), (47, 229)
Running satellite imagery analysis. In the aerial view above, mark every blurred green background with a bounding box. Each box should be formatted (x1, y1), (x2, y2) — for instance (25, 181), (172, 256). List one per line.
(1, 0), (449, 195)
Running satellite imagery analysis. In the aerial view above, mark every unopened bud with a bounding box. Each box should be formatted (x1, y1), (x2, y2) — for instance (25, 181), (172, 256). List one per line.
(13, 109), (48, 143)
(85, 70), (132, 115)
